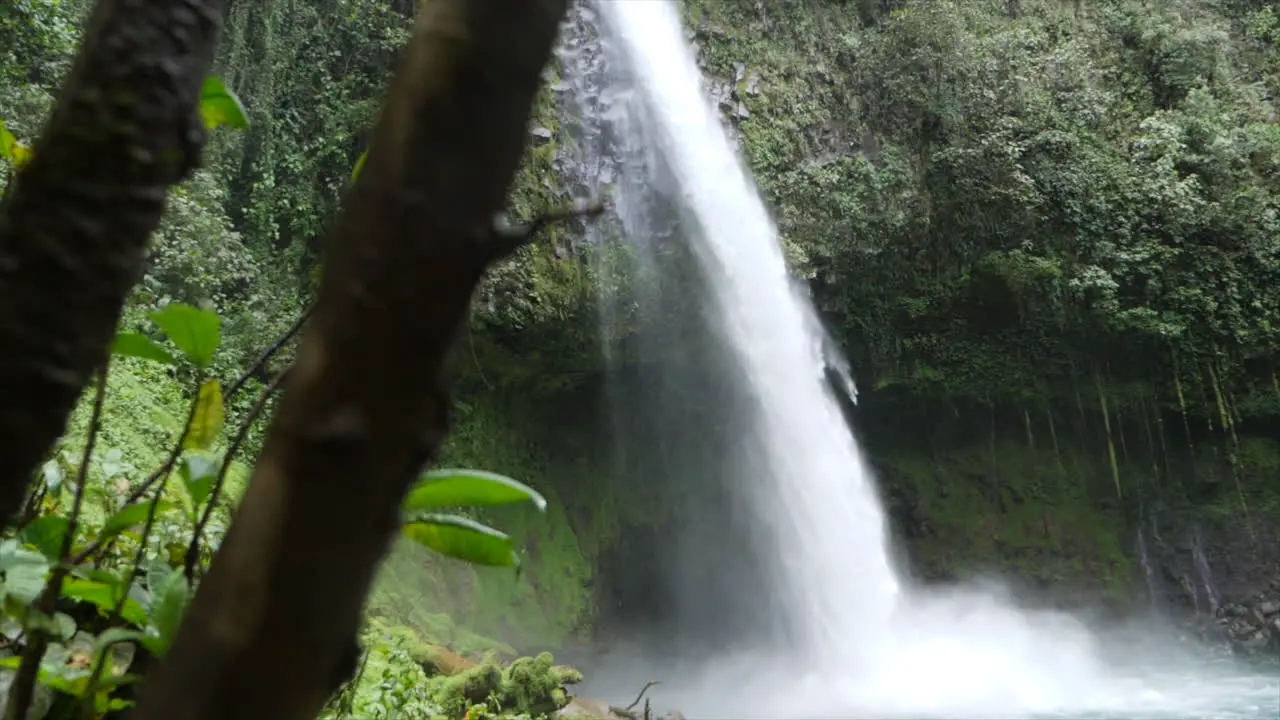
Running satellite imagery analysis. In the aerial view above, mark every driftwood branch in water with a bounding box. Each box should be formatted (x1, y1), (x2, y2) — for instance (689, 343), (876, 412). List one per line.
(624, 680), (663, 712)
(131, 0), (571, 718)
(0, 0), (222, 525)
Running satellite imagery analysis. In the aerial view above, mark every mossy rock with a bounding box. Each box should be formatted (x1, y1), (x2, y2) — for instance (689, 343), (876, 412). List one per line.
(497, 651), (566, 715)
(429, 662), (504, 716)
(425, 651), (583, 719)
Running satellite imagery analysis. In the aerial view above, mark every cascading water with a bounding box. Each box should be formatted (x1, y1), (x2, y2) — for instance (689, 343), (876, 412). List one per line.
(593, 0), (901, 670)
(560, 1), (1280, 717)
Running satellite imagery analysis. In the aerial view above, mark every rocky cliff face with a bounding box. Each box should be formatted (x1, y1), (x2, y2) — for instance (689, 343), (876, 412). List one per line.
(382, 0), (1280, 657)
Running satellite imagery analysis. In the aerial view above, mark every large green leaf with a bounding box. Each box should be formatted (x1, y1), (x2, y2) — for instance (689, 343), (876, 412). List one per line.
(404, 469), (547, 512)
(98, 500), (170, 544)
(150, 303), (221, 368)
(111, 331), (177, 366)
(24, 610), (76, 642)
(183, 379), (224, 450)
(19, 515), (69, 562)
(0, 539), (51, 606)
(199, 76), (248, 130)
(402, 515), (518, 567)
(143, 567), (189, 657)
(60, 579), (148, 626)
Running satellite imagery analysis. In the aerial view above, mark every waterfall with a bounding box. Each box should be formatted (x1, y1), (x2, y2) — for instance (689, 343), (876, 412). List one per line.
(552, 1), (1278, 717)
(591, 0), (901, 668)
(1190, 529), (1221, 616)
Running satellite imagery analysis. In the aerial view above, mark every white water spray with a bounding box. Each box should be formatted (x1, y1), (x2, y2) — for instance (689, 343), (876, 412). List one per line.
(574, 2), (1279, 717)
(596, 0), (900, 670)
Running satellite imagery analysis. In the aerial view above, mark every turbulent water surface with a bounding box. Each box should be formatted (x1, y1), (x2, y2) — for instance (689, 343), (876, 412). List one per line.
(561, 1), (1280, 718)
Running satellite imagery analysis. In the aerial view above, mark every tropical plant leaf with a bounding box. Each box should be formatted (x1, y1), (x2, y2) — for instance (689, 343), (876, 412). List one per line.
(178, 452), (220, 513)
(41, 459), (64, 496)
(0, 118), (32, 168)
(404, 469), (547, 512)
(93, 627), (145, 656)
(351, 149), (367, 182)
(0, 119), (16, 160)
(98, 500), (169, 544)
(184, 380), (224, 450)
(199, 76), (248, 130)
(0, 539), (51, 606)
(19, 515), (69, 562)
(24, 610), (77, 642)
(150, 303), (221, 368)
(111, 331), (177, 366)
(60, 579), (148, 626)
(402, 514), (518, 567)
(143, 567), (189, 657)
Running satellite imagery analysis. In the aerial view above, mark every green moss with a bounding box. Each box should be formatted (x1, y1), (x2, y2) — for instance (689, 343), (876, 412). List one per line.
(883, 440), (1135, 596)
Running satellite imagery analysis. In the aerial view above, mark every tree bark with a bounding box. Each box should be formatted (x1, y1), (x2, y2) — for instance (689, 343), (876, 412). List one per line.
(0, 0), (222, 523)
(131, 0), (569, 718)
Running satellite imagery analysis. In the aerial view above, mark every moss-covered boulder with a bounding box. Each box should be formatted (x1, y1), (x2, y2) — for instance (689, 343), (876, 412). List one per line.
(424, 650), (582, 719)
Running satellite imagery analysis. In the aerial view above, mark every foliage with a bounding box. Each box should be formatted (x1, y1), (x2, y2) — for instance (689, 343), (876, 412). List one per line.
(0, 296), (552, 717)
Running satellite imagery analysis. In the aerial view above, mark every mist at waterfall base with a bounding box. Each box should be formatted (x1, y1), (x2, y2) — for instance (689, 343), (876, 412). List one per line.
(551, 2), (1279, 718)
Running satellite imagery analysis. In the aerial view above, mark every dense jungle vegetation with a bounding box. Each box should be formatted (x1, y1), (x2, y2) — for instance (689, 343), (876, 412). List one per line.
(0, 0), (1277, 717)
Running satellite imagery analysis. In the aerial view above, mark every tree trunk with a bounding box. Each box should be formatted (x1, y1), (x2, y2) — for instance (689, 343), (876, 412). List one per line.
(131, 0), (569, 718)
(0, 0), (222, 523)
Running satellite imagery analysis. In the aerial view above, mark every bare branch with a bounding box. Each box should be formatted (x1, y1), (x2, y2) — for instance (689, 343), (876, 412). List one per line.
(183, 374), (284, 583)
(224, 307), (313, 401)
(624, 681), (662, 712)
(68, 389), (201, 567)
(6, 366), (109, 720)
(485, 197), (608, 261)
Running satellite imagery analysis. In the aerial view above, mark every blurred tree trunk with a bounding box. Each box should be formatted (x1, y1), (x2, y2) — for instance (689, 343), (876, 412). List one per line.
(0, 0), (222, 524)
(132, 0), (569, 718)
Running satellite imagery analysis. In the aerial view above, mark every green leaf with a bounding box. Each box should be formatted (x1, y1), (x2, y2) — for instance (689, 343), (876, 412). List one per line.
(68, 566), (125, 588)
(54, 612), (76, 641)
(184, 380), (224, 451)
(402, 515), (518, 567)
(19, 515), (68, 562)
(0, 539), (51, 606)
(111, 331), (177, 366)
(179, 452), (220, 512)
(404, 469), (547, 512)
(60, 579), (148, 626)
(199, 76), (248, 130)
(0, 118), (16, 160)
(41, 459), (63, 495)
(24, 610), (76, 641)
(149, 303), (221, 368)
(93, 627), (145, 656)
(98, 501), (169, 544)
(0, 118), (31, 168)
(144, 567), (189, 657)
(351, 149), (367, 182)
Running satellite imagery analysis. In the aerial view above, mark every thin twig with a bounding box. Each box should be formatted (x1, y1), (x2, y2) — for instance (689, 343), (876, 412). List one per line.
(468, 323), (493, 390)
(624, 681), (661, 712)
(67, 389), (201, 567)
(485, 197), (607, 261)
(13, 484), (47, 534)
(224, 306), (312, 401)
(78, 435), (181, 719)
(6, 366), (109, 720)
(183, 374), (282, 582)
